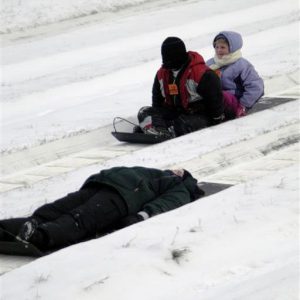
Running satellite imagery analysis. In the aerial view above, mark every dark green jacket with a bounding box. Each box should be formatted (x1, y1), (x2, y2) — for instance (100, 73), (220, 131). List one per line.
(81, 166), (201, 216)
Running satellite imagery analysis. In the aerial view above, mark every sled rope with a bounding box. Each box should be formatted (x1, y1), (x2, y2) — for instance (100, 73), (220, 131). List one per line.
(113, 117), (139, 132)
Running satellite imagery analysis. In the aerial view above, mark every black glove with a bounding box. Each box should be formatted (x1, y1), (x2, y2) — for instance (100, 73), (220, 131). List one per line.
(212, 113), (225, 125)
(116, 211), (149, 229)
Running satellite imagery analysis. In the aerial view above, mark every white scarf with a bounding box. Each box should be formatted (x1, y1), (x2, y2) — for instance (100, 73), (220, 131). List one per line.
(209, 49), (242, 70)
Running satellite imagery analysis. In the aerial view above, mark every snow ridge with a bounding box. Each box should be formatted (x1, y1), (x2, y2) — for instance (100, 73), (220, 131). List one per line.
(0, 0), (155, 33)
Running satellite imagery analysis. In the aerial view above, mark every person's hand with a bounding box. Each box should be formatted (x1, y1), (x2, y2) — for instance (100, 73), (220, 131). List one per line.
(116, 211), (149, 229)
(212, 113), (225, 125)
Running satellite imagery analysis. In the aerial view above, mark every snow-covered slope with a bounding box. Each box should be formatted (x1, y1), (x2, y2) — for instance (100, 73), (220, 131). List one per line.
(1, 0), (298, 154)
(0, 0), (160, 33)
(1, 162), (299, 299)
(0, 0), (299, 299)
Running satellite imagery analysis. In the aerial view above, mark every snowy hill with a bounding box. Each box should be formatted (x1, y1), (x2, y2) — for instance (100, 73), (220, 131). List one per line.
(1, 164), (299, 300)
(0, 0), (299, 299)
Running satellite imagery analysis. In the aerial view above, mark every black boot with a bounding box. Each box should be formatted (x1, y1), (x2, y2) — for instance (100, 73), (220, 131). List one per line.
(133, 125), (143, 133)
(17, 218), (39, 242)
(28, 229), (48, 250)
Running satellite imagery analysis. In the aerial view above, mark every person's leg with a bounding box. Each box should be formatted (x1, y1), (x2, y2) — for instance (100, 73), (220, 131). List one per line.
(137, 106), (165, 129)
(36, 187), (127, 250)
(222, 91), (246, 119)
(16, 186), (100, 244)
(173, 114), (210, 136)
(137, 106), (176, 137)
(32, 186), (99, 222)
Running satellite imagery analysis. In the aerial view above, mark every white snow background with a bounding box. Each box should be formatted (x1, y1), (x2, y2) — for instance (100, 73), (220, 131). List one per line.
(0, 0), (299, 299)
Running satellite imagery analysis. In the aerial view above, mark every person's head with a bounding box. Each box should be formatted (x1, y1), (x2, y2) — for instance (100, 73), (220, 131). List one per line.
(179, 169), (205, 199)
(214, 37), (230, 59)
(161, 37), (189, 70)
(171, 169), (185, 177)
(213, 31), (243, 58)
(166, 168), (205, 199)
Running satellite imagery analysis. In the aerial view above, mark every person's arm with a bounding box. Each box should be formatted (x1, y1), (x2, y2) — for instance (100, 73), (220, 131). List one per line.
(117, 176), (193, 228)
(142, 177), (192, 216)
(197, 70), (225, 123)
(238, 62), (264, 108)
(152, 74), (165, 108)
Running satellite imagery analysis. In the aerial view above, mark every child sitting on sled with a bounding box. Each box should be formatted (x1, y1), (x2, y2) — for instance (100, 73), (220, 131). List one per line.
(206, 31), (264, 119)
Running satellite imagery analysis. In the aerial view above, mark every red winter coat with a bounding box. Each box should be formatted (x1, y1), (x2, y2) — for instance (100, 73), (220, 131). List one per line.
(152, 51), (224, 118)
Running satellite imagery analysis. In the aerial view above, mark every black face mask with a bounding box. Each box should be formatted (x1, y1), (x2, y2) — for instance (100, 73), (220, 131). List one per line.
(161, 36), (188, 69)
(163, 61), (183, 70)
(162, 53), (189, 69)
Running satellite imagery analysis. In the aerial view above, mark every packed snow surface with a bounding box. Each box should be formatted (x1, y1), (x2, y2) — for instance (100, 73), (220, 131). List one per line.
(0, 0), (299, 299)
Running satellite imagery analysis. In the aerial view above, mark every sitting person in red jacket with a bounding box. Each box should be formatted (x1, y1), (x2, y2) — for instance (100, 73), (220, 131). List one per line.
(135, 36), (225, 138)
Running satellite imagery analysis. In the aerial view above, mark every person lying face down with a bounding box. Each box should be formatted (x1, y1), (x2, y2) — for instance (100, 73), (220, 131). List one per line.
(0, 166), (204, 251)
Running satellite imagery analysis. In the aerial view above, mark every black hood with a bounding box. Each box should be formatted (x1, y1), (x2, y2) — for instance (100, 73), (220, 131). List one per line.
(182, 170), (205, 200)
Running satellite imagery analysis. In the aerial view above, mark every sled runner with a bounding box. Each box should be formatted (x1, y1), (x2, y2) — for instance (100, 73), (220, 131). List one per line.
(111, 97), (296, 144)
(111, 131), (171, 144)
(0, 227), (46, 257)
(0, 239), (45, 257)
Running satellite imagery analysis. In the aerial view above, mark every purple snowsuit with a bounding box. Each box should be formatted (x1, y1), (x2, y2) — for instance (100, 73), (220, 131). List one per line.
(206, 31), (264, 114)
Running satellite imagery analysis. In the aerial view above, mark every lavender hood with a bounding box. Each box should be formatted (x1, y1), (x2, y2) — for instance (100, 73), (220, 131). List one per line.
(213, 31), (243, 53)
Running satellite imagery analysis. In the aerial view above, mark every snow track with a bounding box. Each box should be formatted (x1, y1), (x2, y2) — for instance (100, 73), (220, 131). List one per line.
(1, 0), (299, 153)
(0, 103), (299, 274)
(1, 93), (299, 193)
(0, 0), (299, 292)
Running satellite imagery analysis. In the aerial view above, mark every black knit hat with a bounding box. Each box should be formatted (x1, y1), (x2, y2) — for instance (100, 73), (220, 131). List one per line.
(161, 37), (189, 69)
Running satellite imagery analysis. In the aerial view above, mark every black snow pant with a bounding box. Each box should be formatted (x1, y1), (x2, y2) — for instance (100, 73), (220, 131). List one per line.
(137, 106), (210, 136)
(0, 185), (128, 249)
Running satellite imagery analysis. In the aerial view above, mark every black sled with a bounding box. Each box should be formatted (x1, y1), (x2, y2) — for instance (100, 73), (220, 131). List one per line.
(111, 117), (172, 144)
(0, 239), (45, 257)
(111, 131), (171, 144)
(111, 97), (296, 144)
(197, 181), (232, 197)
